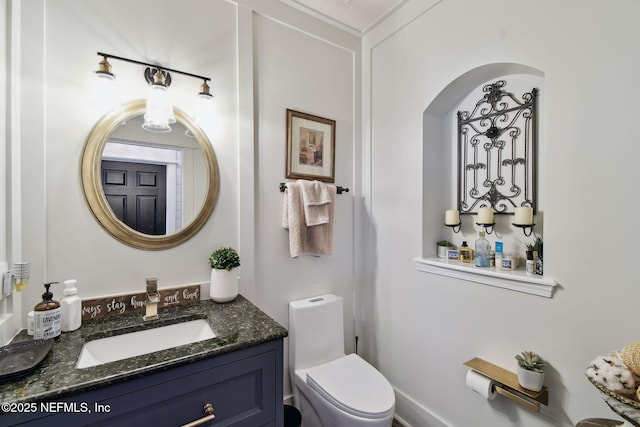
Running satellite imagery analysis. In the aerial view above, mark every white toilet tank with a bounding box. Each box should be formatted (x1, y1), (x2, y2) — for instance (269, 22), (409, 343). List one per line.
(289, 294), (345, 371)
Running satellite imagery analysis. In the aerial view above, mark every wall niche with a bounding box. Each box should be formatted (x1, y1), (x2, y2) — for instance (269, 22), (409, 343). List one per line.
(417, 63), (556, 297)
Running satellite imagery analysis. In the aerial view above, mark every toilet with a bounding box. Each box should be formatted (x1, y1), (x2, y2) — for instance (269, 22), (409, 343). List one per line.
(289, 294), (395, 427)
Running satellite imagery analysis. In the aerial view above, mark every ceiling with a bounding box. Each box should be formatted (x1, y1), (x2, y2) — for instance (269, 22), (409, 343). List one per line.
(284, 0), (402, 33)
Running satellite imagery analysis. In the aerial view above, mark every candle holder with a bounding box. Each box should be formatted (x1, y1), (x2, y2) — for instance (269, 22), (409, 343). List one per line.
(476, 222), (495, 235)
(512, 223), (535, 237)
(445, 222), (461, 233)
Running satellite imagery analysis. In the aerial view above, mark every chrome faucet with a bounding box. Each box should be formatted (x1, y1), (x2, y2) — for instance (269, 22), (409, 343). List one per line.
(143, 277), (160, 321)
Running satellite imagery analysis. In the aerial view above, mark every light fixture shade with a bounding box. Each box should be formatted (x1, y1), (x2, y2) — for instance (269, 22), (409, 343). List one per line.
(193, 79), (214, 130)
(93, 57), (120, 115)
(142, 83), (172, 133)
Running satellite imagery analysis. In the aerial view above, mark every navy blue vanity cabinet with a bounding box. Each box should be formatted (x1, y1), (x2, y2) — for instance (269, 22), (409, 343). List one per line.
(3, 338), (284, 426)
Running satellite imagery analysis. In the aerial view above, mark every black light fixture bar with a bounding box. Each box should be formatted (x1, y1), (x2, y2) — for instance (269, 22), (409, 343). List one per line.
(97, 52), (211, 82)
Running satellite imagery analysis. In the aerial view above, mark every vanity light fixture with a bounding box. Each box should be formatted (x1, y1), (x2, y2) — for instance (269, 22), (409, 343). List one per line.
(94, 52), (213, 133)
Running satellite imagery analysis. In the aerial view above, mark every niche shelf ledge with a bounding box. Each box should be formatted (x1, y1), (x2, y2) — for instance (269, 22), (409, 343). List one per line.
(414, 257), (558, 298)
(464, 357), (548, 412)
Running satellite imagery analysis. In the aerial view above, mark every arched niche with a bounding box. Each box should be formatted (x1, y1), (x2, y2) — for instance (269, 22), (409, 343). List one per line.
(422, 63), (545, 256)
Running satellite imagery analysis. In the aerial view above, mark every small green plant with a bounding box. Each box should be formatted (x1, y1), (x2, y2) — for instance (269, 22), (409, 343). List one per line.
(437, 240), (454, 247)
(209, 247), (241, 271)
(526, 235), (543, 252)
(515, 350), (545, 373)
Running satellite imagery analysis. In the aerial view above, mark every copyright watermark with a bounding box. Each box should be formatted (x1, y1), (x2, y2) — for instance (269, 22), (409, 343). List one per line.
(2, 401), (111, 414)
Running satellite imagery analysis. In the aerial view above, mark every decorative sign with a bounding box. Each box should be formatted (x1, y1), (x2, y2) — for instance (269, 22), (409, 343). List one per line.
(81, 284), (201, 321)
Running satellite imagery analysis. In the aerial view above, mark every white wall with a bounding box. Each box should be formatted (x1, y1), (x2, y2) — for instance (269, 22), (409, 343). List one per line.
(363, 0), (640, 425)
(252, 11), (359, 398)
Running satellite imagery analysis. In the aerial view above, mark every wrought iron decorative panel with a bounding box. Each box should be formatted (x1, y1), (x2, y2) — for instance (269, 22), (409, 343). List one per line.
(457, 80), (538, 215)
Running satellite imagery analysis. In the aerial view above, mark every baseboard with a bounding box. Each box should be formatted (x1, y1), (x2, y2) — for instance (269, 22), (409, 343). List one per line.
(393, 385), (451, 427)
(284, 387), (450, 426)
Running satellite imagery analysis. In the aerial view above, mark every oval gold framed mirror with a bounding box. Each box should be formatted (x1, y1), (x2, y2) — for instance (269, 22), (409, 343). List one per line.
(81, 99), (219, 250)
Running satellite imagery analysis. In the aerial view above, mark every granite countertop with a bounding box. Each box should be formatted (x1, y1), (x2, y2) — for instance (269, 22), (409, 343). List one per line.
(0, 295), (287, 404)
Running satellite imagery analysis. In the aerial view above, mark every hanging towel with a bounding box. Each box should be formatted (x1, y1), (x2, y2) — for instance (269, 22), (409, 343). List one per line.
(282, 181), (335, 257)
(300, 180), (333, 226)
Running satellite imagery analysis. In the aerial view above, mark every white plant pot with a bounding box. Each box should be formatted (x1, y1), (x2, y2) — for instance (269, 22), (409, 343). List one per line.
(517, 366), (545, 392)
(209, 268), (239, 303)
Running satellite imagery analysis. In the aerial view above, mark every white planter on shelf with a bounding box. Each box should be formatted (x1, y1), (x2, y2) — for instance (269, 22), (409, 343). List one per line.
(209, 268), (239, 303)
(517, 366), (545, 392)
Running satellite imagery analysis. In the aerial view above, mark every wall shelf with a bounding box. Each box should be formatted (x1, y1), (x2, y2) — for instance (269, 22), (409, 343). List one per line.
(464, 357), (548, 412)
(414, 257), (558, 298)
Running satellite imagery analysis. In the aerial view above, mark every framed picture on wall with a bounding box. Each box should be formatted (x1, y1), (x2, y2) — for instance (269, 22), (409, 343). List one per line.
(286, 109), (336, 183)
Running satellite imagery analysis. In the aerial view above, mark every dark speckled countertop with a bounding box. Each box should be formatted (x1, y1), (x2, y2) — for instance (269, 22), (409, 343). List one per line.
(0, 295), (287, 404)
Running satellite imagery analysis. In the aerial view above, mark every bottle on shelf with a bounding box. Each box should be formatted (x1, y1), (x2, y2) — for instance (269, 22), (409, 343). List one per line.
(474, 231), (491, 267)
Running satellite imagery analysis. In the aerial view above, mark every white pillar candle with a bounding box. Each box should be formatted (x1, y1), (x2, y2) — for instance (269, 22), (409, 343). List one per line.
(445, 209), (460, 225)
(514, 207), (533, 225)
(477, 207), (494, 224)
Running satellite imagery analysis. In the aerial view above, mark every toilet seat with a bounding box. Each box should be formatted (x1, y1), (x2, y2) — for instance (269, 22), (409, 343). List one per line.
(304, 354), (395, 419)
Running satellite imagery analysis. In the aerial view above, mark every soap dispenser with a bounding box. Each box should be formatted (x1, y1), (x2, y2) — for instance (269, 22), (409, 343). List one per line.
(33, 282), (61, 340)
(60, 279), (81, 332)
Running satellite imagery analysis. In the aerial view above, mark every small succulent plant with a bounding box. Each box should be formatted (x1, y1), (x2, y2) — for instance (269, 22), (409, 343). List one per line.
(209, 247), (241, 271)
(526, 235), (543, 252)
(515, 351), (545, 373)
(437, 240), (454, 247)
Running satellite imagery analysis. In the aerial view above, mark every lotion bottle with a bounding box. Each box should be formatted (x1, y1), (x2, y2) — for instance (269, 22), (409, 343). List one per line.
(33, 282), (61, 340)
(61, 279), (82, 332)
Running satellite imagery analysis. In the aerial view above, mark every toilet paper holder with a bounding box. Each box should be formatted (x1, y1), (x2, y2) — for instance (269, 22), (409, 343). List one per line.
(464, 357), (549, 412)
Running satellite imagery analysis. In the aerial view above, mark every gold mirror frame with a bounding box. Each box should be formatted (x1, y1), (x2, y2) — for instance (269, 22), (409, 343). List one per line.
(81, 99), (219, 250)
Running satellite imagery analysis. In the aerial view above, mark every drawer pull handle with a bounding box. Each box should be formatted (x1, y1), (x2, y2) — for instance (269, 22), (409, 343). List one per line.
(181, 403), (216, 427)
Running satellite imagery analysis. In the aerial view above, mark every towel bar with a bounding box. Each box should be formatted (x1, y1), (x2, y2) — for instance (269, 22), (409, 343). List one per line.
(279, 182), (349, 194)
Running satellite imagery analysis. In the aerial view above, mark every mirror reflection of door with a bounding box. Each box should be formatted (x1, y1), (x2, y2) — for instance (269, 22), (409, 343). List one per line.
(102, 161), (167, 235)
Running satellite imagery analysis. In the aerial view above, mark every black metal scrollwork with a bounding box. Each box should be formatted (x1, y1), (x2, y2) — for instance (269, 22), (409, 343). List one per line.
(457, 80), (538, 215)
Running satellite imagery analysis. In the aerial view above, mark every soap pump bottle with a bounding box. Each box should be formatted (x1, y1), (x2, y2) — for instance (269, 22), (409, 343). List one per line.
(33, 282), (61, 340)
(60, 279), (81, 332)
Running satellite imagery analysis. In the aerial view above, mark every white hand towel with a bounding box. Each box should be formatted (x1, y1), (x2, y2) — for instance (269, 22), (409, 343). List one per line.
(300, 180), (334, 226)
(283, 181), (335, 258)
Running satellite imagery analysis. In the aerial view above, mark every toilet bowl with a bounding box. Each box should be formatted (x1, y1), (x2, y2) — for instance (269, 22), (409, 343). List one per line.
(289, 294), (395, 427)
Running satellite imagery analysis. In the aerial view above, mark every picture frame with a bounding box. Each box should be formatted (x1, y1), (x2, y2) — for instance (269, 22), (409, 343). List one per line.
(286, 109), (336, 183)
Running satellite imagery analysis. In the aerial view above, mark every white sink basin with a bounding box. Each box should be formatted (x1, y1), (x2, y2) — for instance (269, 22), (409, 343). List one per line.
(76, 319), (216, 369)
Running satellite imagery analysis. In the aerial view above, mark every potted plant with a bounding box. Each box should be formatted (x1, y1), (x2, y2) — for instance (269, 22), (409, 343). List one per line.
(437, 240), (456, 258)
(525, 235), (541, 257)
(515, 350), (546, 392)
(209, 247), (241, 303)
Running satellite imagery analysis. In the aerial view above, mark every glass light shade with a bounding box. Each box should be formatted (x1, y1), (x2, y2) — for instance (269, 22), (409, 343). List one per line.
(193, 93), (214, 129)
(93, 72), (120, 117)
(142, 84), (172, 133)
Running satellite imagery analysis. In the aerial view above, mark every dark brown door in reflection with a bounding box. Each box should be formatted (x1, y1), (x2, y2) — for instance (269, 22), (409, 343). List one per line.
(102, 161), (167, 235)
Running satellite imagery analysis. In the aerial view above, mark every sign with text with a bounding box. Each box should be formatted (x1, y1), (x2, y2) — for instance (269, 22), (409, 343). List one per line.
(81, 285), (201, 321)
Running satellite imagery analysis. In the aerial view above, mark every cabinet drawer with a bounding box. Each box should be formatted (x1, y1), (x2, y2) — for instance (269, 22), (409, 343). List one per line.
(98, 349), (276, 426)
